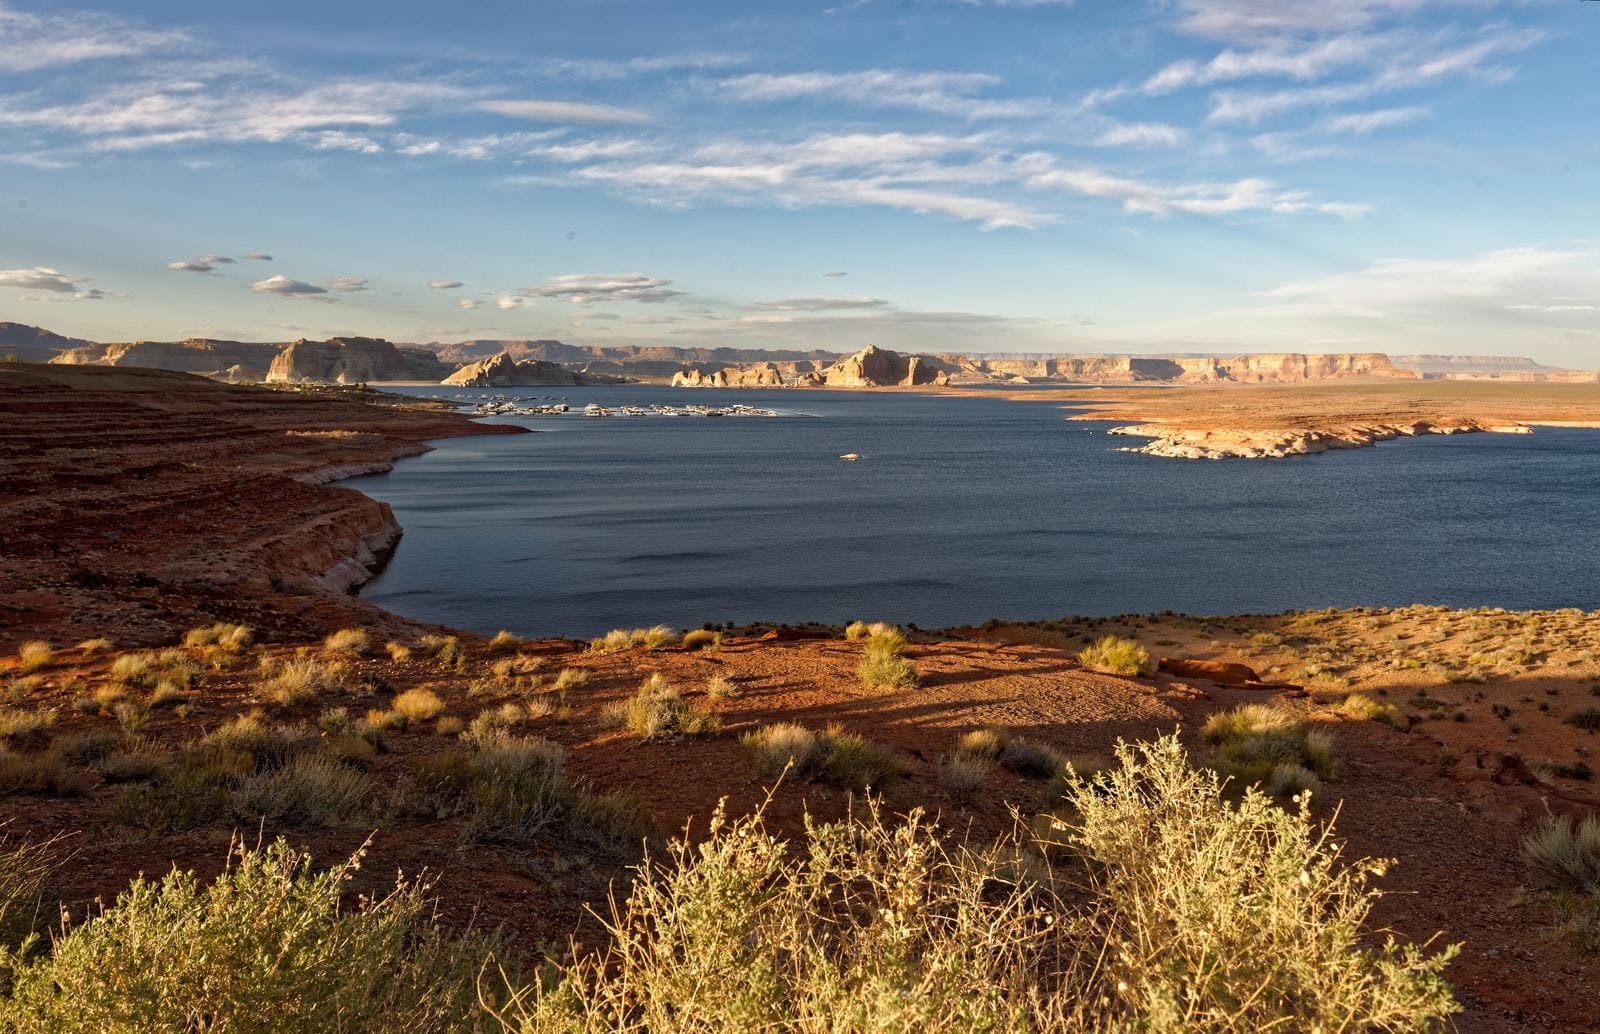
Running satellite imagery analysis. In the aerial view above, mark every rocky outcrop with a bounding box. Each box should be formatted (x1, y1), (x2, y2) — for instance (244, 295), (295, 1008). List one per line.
(0, 323), (88, 362)
(441, 351), (629, 387)
(53, 339), (283, 380)
(671, 363), (794, 387)
(266, 338), (452, 384)
(1105, 419), (1531, 460)
(821, 345), (950, 387)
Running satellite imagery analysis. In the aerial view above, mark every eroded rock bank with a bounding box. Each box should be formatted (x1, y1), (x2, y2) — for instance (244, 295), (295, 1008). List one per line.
(1106, 419), (1532, 460)
(0, 363), (523, 648)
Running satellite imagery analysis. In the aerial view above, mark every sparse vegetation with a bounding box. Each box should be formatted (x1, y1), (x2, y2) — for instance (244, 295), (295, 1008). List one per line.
(551, 667), (589, 694)
(488, 629), (523, 653)
(183, 623), (254, 652)
(857, 625), (917, 690)
(0, 707), (57, 748)
(1077, 636), (1155, 676)
(1566, 707), (1600, 733)
(322, 627), (370, 655)
(75, 638), (113, 656)
(681, 629), (722, 651)
(1524, 816), (1600, 896)
(260, 657), (345, 707)
(741, 722), (907, 790)
(15, 641), (53, 675)
(939, 752), (990, 803)
(1203, 703), (1337, 796)
(611, 674), (720, 739)
(393, 688), (445, 723)
(509, 734), (1457, 1031)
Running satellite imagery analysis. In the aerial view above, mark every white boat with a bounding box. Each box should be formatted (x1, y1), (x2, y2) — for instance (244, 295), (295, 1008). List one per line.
(839, 453), (860, 461)
(583, 403), (612, 418)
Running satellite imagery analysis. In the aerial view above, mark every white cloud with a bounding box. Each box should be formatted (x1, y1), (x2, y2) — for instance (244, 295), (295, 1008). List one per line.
(322, 276), (369, 292)
(1321, 106), (1427, 134)
(478, 99), (649, 125)
(495, 295), (523, 310)
(1091, 121), (1186, 147)
(456, 298), (482, 309)
(429, 279), (463, 289)
(745, 297), (888, 311)
(166, 254), (235, 273)
(534, 52), (748, 81)
(0, 3), (190, 73)
(251, 275), (328, 297)
(1025, 160), (1364, 219)
(1169, 0), (1496, 44)
(516, 273), (684, 305)
(715, 69), (1045, 120)
(0, 266), (104, 298)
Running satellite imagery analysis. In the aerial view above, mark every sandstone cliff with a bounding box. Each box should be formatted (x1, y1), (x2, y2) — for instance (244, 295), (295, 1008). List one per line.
(671, 362), (809, 387)
(0, 322), (88, 362)
(820, 345), (950, 387)
(266, 337), (452, 384)
(440, 352), (628, 386)
(53, 339), (284, 380)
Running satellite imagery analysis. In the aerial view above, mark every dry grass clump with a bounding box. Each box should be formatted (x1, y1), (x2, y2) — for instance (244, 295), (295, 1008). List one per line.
(1203, 704), (1337, 797)
(462, 704), (526, 750)
(393, 688), (445, 723)
(681, 629), (722, 652)
(939, 752), (991, 804)
(0, 830), (57, 954)
(0, 706), (57, 748)
(552, 668), (590, 694)
(741, 723), (908, 791)
(0, 750), (82, 798)
(487, 630), (524, 653)
(1524, 816), (1600, 896)
(76, 638), (113, 656)
(998, 737), (1065, 778)
(591, 626), (678, 654)
(844, 620), (898, 641)
(1566, 707), (1600, 733)
(321, 628), (370, 656)
(704, 674), (737, 699)
(1, 676), (42, 704)
(610, 674), (720, 739)
(259, 657), (346, 707)
(16, 641), (53, 675)
(232, 753), (377, 828)
(384, 641), (413, 663)
(509, 734), (1457, 1032)
(183, 623), (254, 652)
(0, 838), (506, 1030)
(1336, 693), (1408, 729)
(954, 726), (1008, 758)
(858, 627), (917, 690)
(1077, 636), (1154, 676)
(417, 634), (465, 669)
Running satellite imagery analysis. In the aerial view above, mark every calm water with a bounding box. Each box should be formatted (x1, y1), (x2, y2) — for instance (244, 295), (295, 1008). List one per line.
(348, 386), (1600, 638)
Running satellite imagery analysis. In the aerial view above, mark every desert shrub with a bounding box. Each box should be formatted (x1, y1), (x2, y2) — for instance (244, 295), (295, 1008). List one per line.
(435, 716), (465, 736)
(0, 751), (82, 798)
(15, 641), (52, 675)
(198, 712), (314, 774)
(462, 704), (525, 750)
(1337, 693), (1407, 729)
(1204, 704), (1338, 794)
(1249, 632), (1285, 647)
(858, 629), (917, 690)
(233, 752), (377, 828)
(0, 830), (57, 962)
(384, 641), (413, 663)
(742, 723), (819, 780)
(76, 638), (113, 656)
(589, 629), (633, 655)
(366, 708), (407, 731)
(108, 653), (156, 686)
(682, 629), (722, 652)
(487, 630), (523, 653)
(524, 694), (557, 720)
(0, 838), (508, 1031)
(844, 621), (897, 641)
(113, 701), (150, 735)
(1, 677), (42, 705)
(260, 657), (345, 707)
(1078, 636), (1154, 676)
(613, 675), (720, 739)
(505, 734), (1457, 1032)
(998, 737), (1063, 778)
(183, 623), (253, 652)
(1566, 707), (1600, 733)
(393, 688), (445, 723)
(0, 707), (56, 748)
(816, 727), (909, 792)
(954, 727), (1009, 759)
(147, 679), (188, 709)
(552, 668), (589, 694)
(703, 674), (737, 699)
(1523, 816), (1600, 895)
(53, 731), (118, 766)
(417, 635), (464, 669)
(939, 753), (990, 804)
(322, 628), (370, 656)
(639, 626), (677, 651)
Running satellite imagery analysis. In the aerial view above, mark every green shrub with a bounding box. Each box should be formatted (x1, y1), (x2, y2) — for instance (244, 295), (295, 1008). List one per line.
(1523, 816), (1600, 895)
(0, 838), (507, 1030)
(507, 734), (1457, 1032)
(1078, 636), (1154, 676)
(0, 831), (57, 959)
(232, 752), (376, 828)
(998, 737), (1063, 778)
(939, 753), (990, 804)
(816, 727), (909, 792)
(1204, 704), (1337, 795)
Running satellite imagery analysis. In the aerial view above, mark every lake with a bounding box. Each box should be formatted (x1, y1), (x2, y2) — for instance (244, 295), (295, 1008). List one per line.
(347, 386), (1600, 638)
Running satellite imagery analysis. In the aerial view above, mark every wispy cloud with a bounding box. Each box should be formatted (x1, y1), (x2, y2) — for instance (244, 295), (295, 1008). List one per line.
(322, 276), (369, 292)
(455, 298), (482, 309)
(534, 52), (747, 81)
(516, 273), (684, 304)
(166, 254), (235, 273)
(0, 3), (190, 73)
(478, 99), (649, 124)
(745, 297), (888, 311)
(428, 279), (463, 289)
(1321, 106), (1427, 135)
(242, 253), (273, 261)
(714, 69), (1045, 120)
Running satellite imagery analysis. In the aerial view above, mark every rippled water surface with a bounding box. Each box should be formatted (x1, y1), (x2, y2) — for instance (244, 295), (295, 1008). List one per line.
(348, 386), (1600, 637)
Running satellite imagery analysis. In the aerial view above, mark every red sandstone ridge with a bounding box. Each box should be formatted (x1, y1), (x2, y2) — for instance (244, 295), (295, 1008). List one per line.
(0, 363), (522, 648)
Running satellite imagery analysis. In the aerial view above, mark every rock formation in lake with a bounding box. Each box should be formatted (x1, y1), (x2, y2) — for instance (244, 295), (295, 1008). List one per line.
(265, 338), (452, 384)
(821, 345), (950, 387)
(671, 363), (794, 387)
(441, 351), (629, 386)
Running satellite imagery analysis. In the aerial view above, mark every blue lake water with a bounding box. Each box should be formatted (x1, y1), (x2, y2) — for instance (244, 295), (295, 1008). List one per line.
(347, 386), (1600, 638)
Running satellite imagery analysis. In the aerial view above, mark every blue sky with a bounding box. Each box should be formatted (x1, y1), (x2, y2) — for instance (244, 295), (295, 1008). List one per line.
(1, 0), (1596, 364)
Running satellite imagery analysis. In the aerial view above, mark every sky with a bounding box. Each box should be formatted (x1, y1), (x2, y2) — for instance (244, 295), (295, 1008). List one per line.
(0, 0), (1596, 364)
